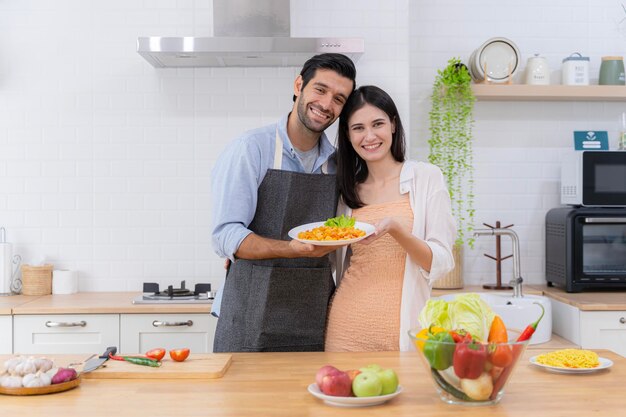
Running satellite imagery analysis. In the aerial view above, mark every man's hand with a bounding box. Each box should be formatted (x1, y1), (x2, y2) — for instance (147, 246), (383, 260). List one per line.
(288, 239), (343, 257)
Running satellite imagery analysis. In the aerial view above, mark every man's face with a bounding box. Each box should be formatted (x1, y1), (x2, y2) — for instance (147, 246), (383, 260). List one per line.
(294, 69), (354, 134)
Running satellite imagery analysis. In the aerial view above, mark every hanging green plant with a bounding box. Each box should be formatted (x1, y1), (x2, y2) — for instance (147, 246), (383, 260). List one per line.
(428, 57), (476, 248)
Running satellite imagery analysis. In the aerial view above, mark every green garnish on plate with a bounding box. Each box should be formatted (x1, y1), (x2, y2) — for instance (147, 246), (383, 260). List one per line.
(324, 215), (356, 228)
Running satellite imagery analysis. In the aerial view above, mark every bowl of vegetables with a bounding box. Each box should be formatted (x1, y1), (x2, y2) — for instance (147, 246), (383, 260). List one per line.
(409, 294), (544, 406)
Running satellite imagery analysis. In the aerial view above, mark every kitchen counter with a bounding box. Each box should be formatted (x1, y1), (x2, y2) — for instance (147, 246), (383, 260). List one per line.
(537, 285), (626, 311)
(0, 294), (42, 314)
(10, 292), (212, 314)
(0, 349), (621, 416)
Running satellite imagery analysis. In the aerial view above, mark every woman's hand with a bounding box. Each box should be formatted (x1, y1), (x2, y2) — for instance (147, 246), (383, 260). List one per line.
(359, 217), (400, 245)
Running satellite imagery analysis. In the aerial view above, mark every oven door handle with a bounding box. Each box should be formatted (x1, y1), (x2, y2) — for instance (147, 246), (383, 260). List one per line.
(584, 218), (626, 223)
(152, 320), (193, 327)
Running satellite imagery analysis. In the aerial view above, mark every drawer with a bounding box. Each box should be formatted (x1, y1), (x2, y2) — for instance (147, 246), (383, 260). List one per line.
(580, 311), (626, 357)
(13, 314), (120, 354)
(0, 316), (12, 354)
(120, 314), (216, 354)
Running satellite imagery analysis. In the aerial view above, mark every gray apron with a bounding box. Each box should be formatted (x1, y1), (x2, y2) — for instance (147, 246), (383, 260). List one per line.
(213, 131), (337, 352)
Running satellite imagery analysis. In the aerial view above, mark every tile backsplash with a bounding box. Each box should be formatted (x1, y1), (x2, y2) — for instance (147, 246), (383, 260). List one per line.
(2, 0), (625, 291)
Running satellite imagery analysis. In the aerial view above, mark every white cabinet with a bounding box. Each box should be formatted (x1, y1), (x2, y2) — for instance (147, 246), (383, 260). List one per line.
(13, 314), (120, 354)
(0, 316), (12, 354)
(120, 314), (216, 354)
(551, 300), (626, 357)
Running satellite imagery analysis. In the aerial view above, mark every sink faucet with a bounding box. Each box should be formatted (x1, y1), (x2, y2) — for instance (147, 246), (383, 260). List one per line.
(473, 228), (523, 298)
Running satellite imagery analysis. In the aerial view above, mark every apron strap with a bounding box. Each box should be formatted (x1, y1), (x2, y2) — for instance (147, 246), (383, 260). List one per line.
(273, 129), (282, 170)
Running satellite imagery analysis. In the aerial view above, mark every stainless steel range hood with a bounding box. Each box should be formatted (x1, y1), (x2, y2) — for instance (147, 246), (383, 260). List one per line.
(137, 0), (364, 68)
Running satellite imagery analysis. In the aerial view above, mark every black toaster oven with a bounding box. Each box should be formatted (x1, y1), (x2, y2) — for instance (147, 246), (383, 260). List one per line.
(545, 206), (626, 292)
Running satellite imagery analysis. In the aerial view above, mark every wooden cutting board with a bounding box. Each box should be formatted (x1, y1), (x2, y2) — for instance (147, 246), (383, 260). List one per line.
(82, 353), (232, 379)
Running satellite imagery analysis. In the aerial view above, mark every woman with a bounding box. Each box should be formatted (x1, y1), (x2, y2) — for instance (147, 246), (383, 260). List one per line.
(325, 85), (456, 352)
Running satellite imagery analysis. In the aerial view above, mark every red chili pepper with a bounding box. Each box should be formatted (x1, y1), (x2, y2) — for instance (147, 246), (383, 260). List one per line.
(516, 303), (545, 342)
(453, 334), (488, 380)
(489, 303), (546, 400)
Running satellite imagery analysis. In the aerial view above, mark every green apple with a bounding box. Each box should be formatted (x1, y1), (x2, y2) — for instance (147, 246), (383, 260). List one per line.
(377, 368), (399, 395)
(352, 371), (383, 397)
(358, 364), (383, 373)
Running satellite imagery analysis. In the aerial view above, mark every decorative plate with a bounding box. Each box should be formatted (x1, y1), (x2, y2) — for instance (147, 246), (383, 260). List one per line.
(307, 383), (403, 407)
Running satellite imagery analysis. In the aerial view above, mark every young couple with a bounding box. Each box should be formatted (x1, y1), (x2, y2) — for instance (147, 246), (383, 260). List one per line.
(211, 53), (455, 353)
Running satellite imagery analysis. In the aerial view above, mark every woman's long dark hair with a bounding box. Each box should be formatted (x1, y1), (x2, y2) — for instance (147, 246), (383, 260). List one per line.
(336, 85), (406, 209)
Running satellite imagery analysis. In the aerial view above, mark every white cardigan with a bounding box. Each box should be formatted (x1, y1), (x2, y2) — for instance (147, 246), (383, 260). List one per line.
(335, 160), (456, 351)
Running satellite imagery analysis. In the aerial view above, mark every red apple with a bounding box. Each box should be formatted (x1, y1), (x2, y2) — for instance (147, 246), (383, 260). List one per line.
(320, 370), (352, 397)
(316, 365), (340, 389)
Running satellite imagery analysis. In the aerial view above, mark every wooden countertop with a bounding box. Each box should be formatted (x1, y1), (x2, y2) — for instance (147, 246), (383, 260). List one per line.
(535, 285), (626, 311)
(0, 294), (42, 315)
(0, 350), (621, 416)
(10, 292), (212, 314)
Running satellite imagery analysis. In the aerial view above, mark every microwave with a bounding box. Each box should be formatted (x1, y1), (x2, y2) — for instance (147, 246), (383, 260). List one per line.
(546, 206), (626, 292)
(561, 150), (626, 206)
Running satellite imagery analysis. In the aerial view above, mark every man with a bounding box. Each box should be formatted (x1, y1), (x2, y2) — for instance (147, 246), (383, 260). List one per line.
(211, 53), (357, 352)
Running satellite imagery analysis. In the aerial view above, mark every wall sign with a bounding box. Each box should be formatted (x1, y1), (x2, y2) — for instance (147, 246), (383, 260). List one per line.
(573, 131), (609, 150)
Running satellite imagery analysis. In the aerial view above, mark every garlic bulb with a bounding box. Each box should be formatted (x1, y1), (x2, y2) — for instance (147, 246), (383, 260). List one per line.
(14, 358), (37, 376)
(22, 371), (52, 388)
(1, 373), (23, 388)
(3, 356), (25, 373)
(33, 357), (54, 373)
(46, 367), (59, 379)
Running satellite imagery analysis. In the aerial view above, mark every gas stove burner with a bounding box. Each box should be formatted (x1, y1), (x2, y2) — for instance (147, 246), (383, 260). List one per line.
(132, 280), (214, 304)
(143, 281), (211, 298)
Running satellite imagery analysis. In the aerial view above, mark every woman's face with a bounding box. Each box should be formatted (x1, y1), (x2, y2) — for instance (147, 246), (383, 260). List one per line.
(347, 103), (395, 163)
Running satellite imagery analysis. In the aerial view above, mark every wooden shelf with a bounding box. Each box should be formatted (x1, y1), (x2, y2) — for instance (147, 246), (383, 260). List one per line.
(471, 84), (626, 101)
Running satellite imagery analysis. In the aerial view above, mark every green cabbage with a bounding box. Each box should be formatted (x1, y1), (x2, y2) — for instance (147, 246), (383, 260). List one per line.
(418, 293), (495, 341)
(418, 299), (451, 330)
(447, 293), (495, 342)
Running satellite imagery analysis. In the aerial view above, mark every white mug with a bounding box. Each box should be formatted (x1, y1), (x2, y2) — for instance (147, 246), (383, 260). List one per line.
(525, 55), (550, 85)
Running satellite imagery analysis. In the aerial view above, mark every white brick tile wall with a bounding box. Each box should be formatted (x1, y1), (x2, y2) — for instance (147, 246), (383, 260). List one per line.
(411, 0), (626, 285)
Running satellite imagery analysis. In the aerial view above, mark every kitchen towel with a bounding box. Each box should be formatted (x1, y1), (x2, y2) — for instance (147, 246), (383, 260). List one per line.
(0, 243), (13, 294)
(52, 269), (78, 294)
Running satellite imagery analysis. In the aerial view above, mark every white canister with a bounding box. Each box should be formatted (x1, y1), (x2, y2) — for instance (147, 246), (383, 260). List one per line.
(562, 52), (590, 85)
(52, 270), (79, 294)
(525, 54), (550, 85)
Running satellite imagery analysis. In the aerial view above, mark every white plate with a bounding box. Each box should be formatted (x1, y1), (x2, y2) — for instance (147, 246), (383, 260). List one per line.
(307, 383), (402, 407)
(476, 37), (520, 82)
(529, 356), (613, 374)
(288, 221), (375, 246)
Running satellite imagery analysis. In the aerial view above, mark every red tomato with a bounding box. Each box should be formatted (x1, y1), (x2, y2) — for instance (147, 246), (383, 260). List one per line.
(169, 348), (190, 362)
(145, 348), (166, 361)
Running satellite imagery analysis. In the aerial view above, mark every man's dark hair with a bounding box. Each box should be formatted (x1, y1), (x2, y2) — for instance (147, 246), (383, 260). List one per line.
(292, 53), (357, 102)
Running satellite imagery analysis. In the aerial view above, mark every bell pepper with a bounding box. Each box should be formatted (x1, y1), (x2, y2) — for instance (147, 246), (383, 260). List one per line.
(423, 326), (455, 370)
(449, 329), (470, 343)
(414, 325), (445, 351)
(453, 334), (488, 380)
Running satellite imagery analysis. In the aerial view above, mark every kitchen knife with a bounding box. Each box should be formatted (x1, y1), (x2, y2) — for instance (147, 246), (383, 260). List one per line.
(82, 346), (117, 373)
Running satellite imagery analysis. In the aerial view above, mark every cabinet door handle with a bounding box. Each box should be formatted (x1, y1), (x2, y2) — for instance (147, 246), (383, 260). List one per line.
(152, 320), (193, 327)
(45, 320), (87, 328)
(620, 317), (625, 324)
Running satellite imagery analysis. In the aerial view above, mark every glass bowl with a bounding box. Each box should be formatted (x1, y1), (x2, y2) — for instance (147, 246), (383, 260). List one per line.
(409, 328), (530, 406)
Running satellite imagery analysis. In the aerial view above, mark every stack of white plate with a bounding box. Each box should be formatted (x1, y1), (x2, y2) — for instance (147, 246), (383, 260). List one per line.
(468, 37), (521, 83)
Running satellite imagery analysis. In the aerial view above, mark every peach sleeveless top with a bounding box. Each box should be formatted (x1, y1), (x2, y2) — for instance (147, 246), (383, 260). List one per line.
(325, 196), (413, 351)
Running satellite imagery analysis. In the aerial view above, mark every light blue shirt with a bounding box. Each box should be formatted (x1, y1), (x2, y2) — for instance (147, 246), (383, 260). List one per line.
(210, 114), (336, 317)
